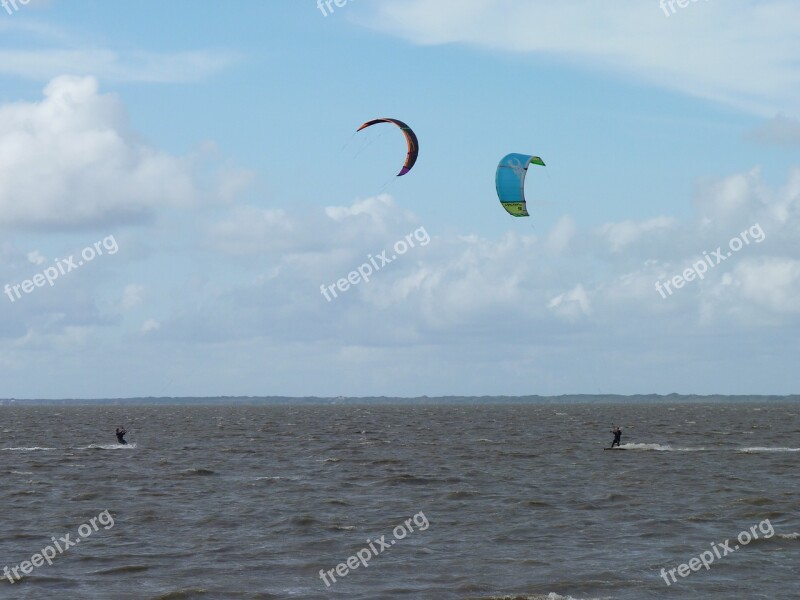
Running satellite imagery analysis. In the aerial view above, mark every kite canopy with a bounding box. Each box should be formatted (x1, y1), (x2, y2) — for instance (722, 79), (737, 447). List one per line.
(495, 153), (546, 217)
(356, 118), (419, 176)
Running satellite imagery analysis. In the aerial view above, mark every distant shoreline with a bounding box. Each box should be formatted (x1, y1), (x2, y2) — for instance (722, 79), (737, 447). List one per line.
(1, 394), (798, 406)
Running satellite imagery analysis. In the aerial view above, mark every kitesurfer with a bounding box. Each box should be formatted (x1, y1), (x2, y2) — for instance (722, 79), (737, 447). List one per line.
(610, 424), (622, 448)
(115, 426), (128, 445)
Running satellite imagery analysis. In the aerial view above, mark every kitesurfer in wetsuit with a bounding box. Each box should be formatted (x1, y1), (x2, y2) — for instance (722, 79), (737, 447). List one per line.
(610, 424), (622, 448)
(115, 427), (128, 445)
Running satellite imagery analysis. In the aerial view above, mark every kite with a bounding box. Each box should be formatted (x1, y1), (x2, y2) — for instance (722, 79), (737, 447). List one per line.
(495, 153), (546, 217)
(356, 118), (419, 176)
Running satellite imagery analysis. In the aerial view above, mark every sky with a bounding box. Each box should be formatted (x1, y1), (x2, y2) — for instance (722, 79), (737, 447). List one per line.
(1, 0), (799, 398)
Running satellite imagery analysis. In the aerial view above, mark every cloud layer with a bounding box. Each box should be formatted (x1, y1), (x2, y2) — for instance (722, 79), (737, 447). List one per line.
(358, 0), (800, 117)
(1, 71), (799, 396)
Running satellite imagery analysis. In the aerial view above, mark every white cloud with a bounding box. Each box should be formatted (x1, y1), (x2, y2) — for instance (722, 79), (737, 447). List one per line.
(142, 319), (160, 333)
(189, 163), (800, 348)
(548, 284), (592, 320)
(325, 195), (394, 222)
(734, 258), (800, 313)
(0, 16), (236, 83)
(208, 206), (295, 256)
(208, 193), (422, 261)
(545, 215), (577, 254)
(597, 216), (677, 253)
(26, 250), (46, 265)
(121, 284), (144, 311)
(0, 75), (238, 231)
(358, 0), (800, 117)
(0, 46), (237, 84)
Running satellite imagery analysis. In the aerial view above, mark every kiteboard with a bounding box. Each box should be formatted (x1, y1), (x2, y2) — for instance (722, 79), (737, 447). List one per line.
(604, 447), (627, 451)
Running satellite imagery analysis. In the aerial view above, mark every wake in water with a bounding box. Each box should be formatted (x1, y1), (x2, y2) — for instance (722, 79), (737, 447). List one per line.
(617, 443), (704, 452)
(78, 443), (138, 450)
(739, 447), (800, 453)
(2, 444), (137, 451)
(616, 444), (799, 453)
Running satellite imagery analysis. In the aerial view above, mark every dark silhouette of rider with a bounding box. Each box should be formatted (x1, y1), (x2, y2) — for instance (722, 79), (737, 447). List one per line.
(610, 425), (622, 448)
(115, 427), (128, 445)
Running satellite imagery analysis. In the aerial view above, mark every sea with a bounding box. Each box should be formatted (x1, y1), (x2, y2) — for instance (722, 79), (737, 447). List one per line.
(0, 402), (798, 600)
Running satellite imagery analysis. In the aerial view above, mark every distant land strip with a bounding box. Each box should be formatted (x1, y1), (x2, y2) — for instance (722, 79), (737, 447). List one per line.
(1, 395), (799, 406)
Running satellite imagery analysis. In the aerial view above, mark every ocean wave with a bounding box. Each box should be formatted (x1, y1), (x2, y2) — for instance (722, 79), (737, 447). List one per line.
(90, 565), (150, 575)
(180, 468), (215, 476)
(735, 496), (774, 506)
(447, 490), (478, 499)
(1, 447), (56, 451)
(149, 590), (211, 600)
(383, 473), (435, 485)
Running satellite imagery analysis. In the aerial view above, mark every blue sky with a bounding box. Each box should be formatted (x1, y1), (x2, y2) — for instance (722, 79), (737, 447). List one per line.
(1, 0), (799, 398)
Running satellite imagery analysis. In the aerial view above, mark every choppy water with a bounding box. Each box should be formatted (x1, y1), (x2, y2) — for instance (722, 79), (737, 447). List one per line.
(1, 403), (798, 599)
